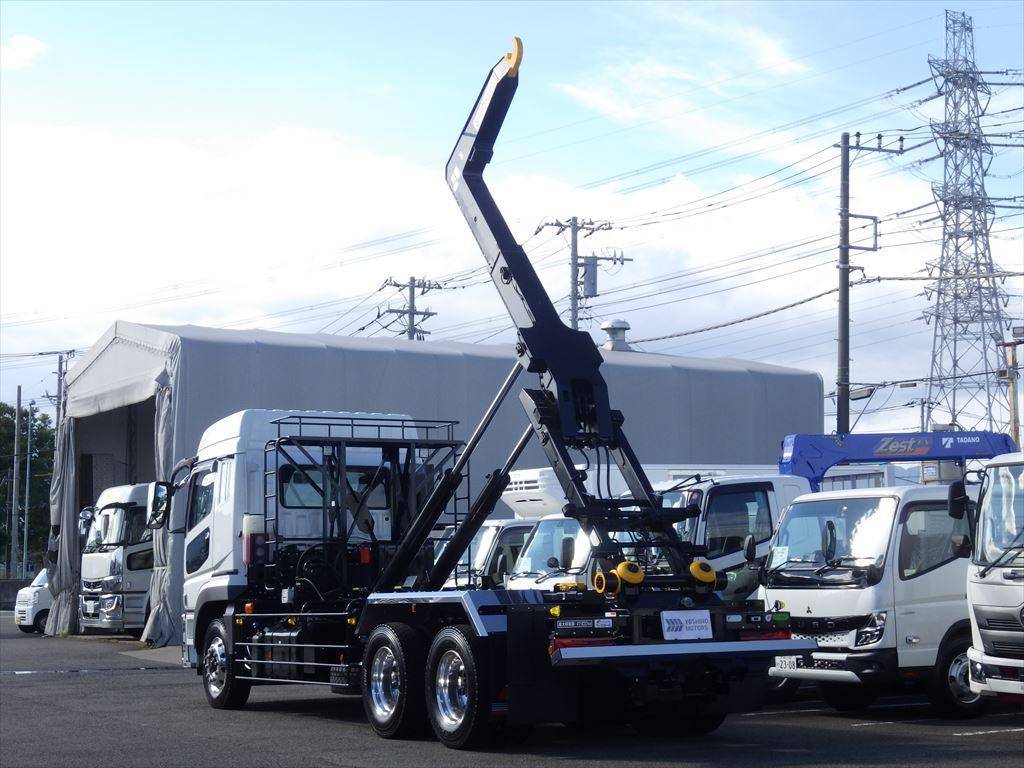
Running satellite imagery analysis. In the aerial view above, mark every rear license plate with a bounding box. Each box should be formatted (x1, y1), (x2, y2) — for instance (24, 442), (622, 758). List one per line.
(661, 609), (713, 640)
(775, 655), (799, 670)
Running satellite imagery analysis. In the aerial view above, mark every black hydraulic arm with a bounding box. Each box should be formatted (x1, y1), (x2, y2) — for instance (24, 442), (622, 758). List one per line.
(445, 39), (691, 573)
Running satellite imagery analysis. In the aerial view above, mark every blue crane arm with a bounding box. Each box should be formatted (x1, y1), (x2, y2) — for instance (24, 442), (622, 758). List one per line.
(779, 431), (1018, 491)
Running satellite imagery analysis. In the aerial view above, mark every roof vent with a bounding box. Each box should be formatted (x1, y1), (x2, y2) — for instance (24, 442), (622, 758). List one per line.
(600, 319), (632, 352)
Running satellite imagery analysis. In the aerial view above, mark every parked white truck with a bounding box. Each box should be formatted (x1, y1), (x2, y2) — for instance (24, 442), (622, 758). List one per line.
(948, 451), (1024, 701)
(78, 484), (155, 635)
(506, 474), (811, 599)
(762, 485), (984, 716)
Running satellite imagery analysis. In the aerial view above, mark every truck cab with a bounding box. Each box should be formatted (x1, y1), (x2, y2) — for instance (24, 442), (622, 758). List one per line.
(173, 409), (441, 669)
(508, 475), (810, 599)
(957, 452), (1024, 700)
(79, 483), (154, 634)
(763, 485), (982, 716)
(436, 518), (535, 590)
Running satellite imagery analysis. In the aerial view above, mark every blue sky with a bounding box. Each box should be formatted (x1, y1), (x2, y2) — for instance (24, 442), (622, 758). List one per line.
(2, 1), (1022, 432)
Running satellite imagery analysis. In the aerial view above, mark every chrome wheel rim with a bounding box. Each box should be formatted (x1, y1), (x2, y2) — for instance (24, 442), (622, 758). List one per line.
(205, 636), (227, 697)
(369, 646), (401, 721)
(947, 651), (980, 705)
(434, 649), (468, 732)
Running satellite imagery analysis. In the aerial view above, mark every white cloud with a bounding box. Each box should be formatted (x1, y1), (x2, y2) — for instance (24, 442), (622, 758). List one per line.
(1, 34), (47, 71)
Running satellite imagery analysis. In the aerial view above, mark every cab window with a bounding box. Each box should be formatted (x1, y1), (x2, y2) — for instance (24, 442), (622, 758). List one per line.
(899, 502), (968, 579)
(187, 470), (216, 530)
(704, 486), (772, 559)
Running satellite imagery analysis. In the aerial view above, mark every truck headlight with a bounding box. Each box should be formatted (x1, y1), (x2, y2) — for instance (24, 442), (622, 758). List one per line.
(970, 660), (986, 683)
(100, 575), (123, 592)
(855, 611), (887, 647)
(99, 594), (122, 613)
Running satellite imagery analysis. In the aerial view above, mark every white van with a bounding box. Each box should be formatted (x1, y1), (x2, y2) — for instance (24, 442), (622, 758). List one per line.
(14, 569), (52, 634)
(509, 474), (810, 598)
(763, 485), (982, 716)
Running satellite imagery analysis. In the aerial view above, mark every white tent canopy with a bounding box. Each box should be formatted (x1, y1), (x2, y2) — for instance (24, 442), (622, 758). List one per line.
(47, 321), (822, 643)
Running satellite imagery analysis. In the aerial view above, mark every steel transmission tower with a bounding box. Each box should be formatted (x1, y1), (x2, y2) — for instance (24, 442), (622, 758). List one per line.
(925, 10), (1010, 432)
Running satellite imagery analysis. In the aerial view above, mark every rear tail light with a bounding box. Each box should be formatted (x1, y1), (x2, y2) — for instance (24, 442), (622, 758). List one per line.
(244, 533), (267, 566)
(242, 515), (268, 566)
(548, 637), (614, 655)
(740, 630), (791, 641)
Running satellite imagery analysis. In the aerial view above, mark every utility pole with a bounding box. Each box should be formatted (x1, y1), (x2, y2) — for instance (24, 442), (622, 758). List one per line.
(22, 400), (34, 578)
(996, 333), (1023, 447)
(384, 276), (443, 340)
(10, 386), (20, 577)
(535, 217), (613, 330)
(835, 131), (902, 434)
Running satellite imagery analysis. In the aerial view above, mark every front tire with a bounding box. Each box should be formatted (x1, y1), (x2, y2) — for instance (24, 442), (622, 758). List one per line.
(819, 682), (877, 712)
(361, 623), (427, 739)
(202, 619), (250, 709)
(425, 625), (493, 749)
(928, 636), (986, 718)
(32, 610), (49, 634)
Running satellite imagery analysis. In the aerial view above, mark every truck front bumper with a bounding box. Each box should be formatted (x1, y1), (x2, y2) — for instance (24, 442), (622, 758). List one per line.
(769, 647), (898, 686)
(79, 593), (125, 632)
(967, 646), (1024, 697)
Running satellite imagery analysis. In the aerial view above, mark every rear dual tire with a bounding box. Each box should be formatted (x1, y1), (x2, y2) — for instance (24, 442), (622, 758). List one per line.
(362, 623), (428, 739)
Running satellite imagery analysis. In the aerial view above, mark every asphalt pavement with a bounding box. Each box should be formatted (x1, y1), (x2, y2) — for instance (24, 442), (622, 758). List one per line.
(1, 612), (1022, 768)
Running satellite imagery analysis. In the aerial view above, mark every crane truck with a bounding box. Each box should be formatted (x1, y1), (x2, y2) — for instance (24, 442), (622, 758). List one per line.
(146, 38), (811, 749)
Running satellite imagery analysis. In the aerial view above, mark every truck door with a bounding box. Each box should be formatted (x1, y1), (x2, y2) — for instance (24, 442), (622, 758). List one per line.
(122, 506), (154, 627)
(893, 500), (971, 669)
(182, 463), (219, 628)
(483, 524), (533, 586)
(698, 483), (774, 598)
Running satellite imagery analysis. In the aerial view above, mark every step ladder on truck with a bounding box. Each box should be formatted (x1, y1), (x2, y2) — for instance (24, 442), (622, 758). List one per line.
(144, 38), (812, 750)
(763, 430), (1017, 713)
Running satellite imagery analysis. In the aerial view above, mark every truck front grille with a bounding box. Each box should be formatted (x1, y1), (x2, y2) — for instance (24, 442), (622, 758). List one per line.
(991, 641), (1024, 659)
(987, 617), (1023, 631)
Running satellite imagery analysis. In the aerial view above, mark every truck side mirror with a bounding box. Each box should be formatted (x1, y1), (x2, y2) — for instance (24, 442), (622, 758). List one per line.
(947, 479), (968, 520)
(78, 507), (95, 537)
(822, 520), (837, 562)
(146, 482), (173, 529)
(951, 533), (972, 559)
(743, 533), (757, 564)
(560, 536), (575, 570)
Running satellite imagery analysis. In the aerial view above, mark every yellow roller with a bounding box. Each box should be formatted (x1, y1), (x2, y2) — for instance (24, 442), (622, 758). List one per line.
(594, 570), (620, 596)
(614, 561), (644, 585)
(689, 560), (717, 584)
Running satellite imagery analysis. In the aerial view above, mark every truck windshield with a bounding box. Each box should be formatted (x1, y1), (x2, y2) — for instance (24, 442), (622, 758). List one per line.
(768, 496), (897, 574)
(435, 525), (497, 575)
(83, 506), (151, 552)
(514, 518), (594, 576)
(974, 463), (1024, 567)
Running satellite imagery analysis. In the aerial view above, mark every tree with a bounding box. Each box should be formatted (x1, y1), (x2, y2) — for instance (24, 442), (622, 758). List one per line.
(0, 402), (55, 576)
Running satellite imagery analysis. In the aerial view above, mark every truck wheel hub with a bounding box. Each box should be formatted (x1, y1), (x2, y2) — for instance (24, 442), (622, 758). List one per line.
(369, 646), (401, 720)
(435, 649), (468, 730)
(205, 636), (227, 696)
(947, 651), (980, 705)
